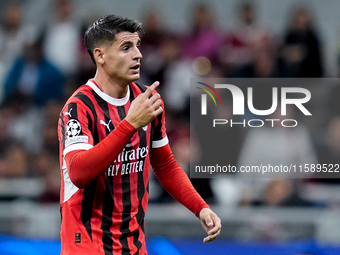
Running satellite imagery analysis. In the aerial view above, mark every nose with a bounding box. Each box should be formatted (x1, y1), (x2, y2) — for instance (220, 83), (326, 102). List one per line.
(133, 46), (142, 60)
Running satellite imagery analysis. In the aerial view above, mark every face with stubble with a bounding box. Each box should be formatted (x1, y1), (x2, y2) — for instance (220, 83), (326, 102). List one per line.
(98, 32), (142, 85)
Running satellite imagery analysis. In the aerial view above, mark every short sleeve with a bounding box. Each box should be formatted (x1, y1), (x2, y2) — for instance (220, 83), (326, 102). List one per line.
(58, 100), (94, 156)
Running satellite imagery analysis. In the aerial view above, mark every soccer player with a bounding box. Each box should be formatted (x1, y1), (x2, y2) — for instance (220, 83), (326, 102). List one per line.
(58, 14), (221, 255)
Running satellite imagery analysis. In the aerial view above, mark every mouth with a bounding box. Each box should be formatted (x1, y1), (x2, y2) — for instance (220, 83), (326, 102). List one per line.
(130, 64), (140, 71)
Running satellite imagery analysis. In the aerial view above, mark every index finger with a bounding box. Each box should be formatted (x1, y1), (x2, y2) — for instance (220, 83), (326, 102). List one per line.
(144, 81), (160, 98)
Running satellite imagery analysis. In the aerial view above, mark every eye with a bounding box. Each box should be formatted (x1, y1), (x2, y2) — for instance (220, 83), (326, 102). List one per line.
(122, 46), (129, 52)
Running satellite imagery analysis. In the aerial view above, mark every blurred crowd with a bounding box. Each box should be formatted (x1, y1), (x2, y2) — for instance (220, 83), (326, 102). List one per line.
(0, 0), (340, 210)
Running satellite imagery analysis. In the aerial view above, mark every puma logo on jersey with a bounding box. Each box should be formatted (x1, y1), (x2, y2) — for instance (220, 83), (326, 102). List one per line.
(64, 108), (72, 117)
(100, 119), (112, 132)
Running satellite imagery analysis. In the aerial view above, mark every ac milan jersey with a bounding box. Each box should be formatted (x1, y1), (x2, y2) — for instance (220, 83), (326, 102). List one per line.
(58, 80), (168, 255)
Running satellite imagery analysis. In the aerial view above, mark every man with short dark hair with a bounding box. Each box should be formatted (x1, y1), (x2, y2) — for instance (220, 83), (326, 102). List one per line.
(58, 14), (221, 255)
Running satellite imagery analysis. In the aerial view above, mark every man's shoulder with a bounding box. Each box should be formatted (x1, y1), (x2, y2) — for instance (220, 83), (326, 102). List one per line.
(68, 83), (94, 101)
(61, 84), (94, 112)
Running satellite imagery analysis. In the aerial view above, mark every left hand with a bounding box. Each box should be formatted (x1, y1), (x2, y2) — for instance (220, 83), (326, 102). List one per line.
(199, 207), (222, 243)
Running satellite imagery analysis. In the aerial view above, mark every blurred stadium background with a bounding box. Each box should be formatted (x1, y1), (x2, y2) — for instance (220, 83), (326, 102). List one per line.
(1, 0), (340, 254)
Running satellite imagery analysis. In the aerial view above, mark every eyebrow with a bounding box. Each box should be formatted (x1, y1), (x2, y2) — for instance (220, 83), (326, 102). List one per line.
(120, 41), (133, 48)
(120, 39), (141, 48)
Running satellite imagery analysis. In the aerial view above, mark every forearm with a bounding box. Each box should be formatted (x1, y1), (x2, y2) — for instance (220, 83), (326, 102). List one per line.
(65, 119), (136, 188)
(151, 144), (209, 217)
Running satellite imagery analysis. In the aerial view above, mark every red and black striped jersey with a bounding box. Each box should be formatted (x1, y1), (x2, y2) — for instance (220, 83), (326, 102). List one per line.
(58, 79), (168, 255)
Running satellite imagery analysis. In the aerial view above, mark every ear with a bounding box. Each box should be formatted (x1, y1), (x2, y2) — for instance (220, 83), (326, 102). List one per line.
(93, 47), (105, 65)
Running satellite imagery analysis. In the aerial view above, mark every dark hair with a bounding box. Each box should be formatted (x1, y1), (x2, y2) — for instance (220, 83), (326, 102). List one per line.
(85, 14), (142, 64)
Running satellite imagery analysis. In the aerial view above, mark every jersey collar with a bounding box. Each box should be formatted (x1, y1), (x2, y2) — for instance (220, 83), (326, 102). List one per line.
(86, 79), (130, 106)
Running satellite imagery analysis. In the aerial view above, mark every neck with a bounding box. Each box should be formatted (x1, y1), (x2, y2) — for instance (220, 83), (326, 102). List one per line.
(93, 70), (129, 98)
